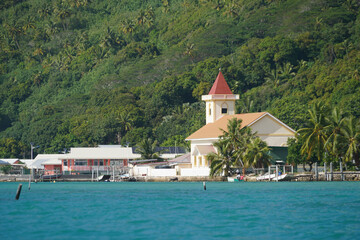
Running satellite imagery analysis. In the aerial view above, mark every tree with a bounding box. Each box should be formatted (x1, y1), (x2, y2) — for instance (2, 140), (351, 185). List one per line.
(325, 107), (346, 161)
(341, 117), (360, 166)
(243, 137), (271, 169)
(297, 102), (329, 170)
(136, 138), (161, 160)
(208, 139), (234, 177)
(120, 19), (135, 34)
(116, 111), (133, 145)
(208, 118), (256, 177)
(220, 118), (255, 175)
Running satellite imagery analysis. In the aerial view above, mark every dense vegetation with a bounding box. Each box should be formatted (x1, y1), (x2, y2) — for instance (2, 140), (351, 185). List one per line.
(0, 0), (359, 159)
(208, 118), (271, 177)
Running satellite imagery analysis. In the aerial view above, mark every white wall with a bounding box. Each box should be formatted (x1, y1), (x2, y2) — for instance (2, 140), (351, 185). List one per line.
(132, 166), (177, 177)
(181, 168), (210, 177)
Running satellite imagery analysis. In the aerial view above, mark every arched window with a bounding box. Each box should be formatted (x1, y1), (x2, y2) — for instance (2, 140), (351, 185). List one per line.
(221, 103), (228, 114)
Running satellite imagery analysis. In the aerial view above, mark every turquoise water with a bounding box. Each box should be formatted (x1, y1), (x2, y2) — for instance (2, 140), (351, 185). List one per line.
(1, 182), (359, 240)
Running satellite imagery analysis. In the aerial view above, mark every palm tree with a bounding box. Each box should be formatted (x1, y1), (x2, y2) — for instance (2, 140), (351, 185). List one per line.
(33, 47), (45, 62)
(223, 1), (239, 18)
(341, 117), (360, 166)
(120, 20), (135, 34)
(265, 68), (280, 88)
(208, 139), (234, 177)
(297, 102), (329, 167)
(116, 111), (133, 145)
(220, 118), (255, 176)
(325, 107), (346, 161)
(279, 62), (295, 81)
(243, 137), (271, 169)
(136, 138), (161, 160)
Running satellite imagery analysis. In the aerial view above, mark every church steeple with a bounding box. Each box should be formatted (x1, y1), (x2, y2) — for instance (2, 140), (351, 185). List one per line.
(202, 70), (239, 124)
(208, 71), (233, 95)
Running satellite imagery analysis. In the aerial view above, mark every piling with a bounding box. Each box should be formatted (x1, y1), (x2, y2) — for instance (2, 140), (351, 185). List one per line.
(275, 165), (279, 182)
(28, 173), (31, 190)
(324, 163), (327, 181)
(268, 166), (271, 181)
(340, 161), (344, 181)
(15, 184), (22, 200)
(330, 162), (333, 181)
(203, 181), (206, 191)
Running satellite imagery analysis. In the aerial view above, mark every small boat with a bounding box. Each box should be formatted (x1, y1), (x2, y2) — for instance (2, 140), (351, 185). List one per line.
(256, 173), (275, 181)
(97, 174), (111, 181)
(272, 174), (294, 181)
(256, 173), (294, 181)
(227, 176), (244, 182)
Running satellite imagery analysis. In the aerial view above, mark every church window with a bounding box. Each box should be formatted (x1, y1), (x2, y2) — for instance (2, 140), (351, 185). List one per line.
(221, 103), (228, 114)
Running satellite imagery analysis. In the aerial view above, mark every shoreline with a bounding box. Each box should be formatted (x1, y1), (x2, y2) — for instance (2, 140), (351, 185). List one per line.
(1, 172), (360, 182)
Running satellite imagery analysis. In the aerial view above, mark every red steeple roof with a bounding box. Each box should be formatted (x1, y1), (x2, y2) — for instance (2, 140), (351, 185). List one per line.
(208, 71), (233, 95)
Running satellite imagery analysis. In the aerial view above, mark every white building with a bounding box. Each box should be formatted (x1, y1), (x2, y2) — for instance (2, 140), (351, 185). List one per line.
(185, 71), (296, 176)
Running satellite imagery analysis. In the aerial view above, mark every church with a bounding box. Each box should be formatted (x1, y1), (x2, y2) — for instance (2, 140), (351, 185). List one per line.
(185, 71), (296, 176)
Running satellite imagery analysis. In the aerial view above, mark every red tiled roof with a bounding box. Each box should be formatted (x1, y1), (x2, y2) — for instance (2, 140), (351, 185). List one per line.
(208, 72), (233, 95)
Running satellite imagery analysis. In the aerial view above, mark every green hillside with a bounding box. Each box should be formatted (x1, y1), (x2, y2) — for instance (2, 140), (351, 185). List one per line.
(0, 0), (359, 157)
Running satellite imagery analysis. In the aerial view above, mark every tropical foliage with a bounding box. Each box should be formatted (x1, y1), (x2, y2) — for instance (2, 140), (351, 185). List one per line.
(0, 0), (359, 160)
(208, 118), (271, 177)
(292, 102), (360, 169)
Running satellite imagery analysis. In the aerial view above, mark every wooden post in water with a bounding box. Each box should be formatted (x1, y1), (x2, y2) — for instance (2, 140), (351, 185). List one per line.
(340, 161), (344, 181)
(330, 162), (333, 181)
(324, 163), (327, 181)
(15, 184), (22, 200)
(315, 162), (318, 181)
(203, 181), (206, 191)
(28, 169), (32, 190)
(268, 166), (271, 181)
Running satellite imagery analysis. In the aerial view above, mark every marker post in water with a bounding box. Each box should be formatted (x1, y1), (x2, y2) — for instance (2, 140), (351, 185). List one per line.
(203, 181), (206, 191)
(15, 184), (22, 200)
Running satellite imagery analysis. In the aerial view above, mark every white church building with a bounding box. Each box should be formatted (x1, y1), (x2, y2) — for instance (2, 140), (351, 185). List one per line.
(185, 71), (296, 176)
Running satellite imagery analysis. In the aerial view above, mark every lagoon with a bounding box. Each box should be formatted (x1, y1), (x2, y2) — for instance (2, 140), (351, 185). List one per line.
(0, 182), (359, 239)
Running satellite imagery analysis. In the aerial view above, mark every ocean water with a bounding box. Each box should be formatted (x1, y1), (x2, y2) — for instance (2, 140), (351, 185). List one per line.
(0, 182), (359, 240)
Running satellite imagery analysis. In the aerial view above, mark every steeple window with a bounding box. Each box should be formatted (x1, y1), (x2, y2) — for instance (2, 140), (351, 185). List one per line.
(221, 103), (228, 114)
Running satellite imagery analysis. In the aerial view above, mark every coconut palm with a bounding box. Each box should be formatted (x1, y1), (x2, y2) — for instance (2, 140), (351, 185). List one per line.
(208, 139), (234, 177)
(297, 102), (329, 163)
(243, 137), (271, 169)
(136, 138), (161, 160)
(120, 19), (135, 34)
(116, 111), (133, 145)
(341, 117), (360, 166)
(325, 107), (346, 160)
(220, 117), (255, 175)
(265, 68), (280, 88)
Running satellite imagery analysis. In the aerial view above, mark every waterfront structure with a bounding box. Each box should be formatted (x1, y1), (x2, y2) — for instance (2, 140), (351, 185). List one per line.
(185, 71), (296, 176)
(60, 145), (185, 175)
(32, 154), (63, 175)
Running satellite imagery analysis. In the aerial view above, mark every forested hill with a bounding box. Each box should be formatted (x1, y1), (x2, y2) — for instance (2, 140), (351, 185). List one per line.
(0, 0), (359, 157)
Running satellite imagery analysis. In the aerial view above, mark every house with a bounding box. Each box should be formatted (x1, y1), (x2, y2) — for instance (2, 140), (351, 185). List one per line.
(32, 154), (63, 175)
(185, 71), (296, 176)
(60, 145), (185, 175)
